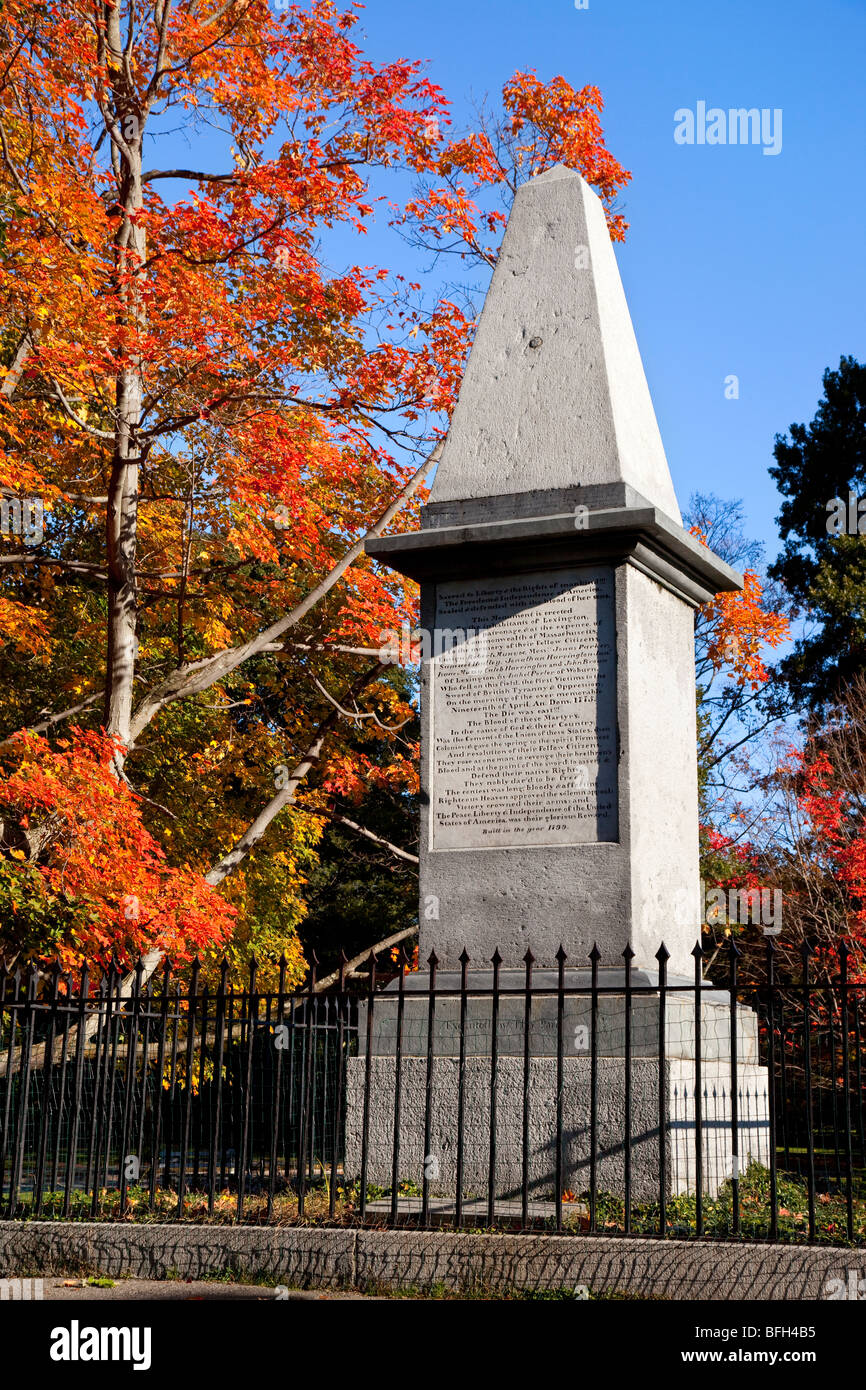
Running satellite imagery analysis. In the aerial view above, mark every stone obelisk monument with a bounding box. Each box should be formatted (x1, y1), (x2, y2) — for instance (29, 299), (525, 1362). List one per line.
(370, 164), (737, 978)
(348, 166), (769, 1200)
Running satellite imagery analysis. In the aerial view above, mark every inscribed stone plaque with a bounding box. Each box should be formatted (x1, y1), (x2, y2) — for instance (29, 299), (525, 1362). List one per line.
(430, 567), (617, 850)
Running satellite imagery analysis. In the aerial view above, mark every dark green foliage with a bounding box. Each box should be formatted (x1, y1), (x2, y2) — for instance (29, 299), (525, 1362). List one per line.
(768, 355), (866, 710)
(300, 664), (419, 977)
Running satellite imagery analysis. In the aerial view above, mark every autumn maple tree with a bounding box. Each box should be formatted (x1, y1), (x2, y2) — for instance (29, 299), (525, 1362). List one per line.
(688, 495), (790, 821)
(0, 1), (632, 979)
(761, 677), (866, 986)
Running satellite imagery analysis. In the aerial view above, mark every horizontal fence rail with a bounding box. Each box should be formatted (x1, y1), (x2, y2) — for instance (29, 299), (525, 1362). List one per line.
(0, 940), (864, 1243)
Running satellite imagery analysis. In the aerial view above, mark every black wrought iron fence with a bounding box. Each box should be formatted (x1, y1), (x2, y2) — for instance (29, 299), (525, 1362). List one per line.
(1, 939), (864, 1243)
(0, 957), (357, 1221)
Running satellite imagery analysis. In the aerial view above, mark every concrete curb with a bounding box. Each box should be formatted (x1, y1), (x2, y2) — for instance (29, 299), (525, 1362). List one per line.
(0, 1223), (355, 1289)
(0, 1222), (863, 1299)
(354, 1230), (866, 1300)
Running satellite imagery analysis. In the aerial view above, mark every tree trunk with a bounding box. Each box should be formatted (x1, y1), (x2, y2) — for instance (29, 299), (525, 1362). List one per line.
(103, 8), (145, 761)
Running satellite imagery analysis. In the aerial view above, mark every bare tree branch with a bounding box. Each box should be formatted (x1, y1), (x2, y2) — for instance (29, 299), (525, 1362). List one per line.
(49, 378), (115, 439)
(331, 812), (418, 864)
(0, 327), (36, 398)
(312, 675), (412, 731)
(313, 925), (417, 993)
(142, 168), (236, 183)
(0, 692), (103, 749)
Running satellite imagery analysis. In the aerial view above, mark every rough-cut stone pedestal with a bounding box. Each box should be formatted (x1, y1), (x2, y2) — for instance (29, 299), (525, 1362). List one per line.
(345, 973), (770, 1201)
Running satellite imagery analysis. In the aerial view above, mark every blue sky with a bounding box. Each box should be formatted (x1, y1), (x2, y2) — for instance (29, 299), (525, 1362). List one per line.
(344, 0), (866, 565)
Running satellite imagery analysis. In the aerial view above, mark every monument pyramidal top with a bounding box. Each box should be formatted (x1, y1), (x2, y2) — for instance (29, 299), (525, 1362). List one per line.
(428, 164), (681, 522)
(369, 163), (739, 608)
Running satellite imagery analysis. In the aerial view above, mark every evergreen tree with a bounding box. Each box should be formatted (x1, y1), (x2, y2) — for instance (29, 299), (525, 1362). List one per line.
(768, 356), (866, 710)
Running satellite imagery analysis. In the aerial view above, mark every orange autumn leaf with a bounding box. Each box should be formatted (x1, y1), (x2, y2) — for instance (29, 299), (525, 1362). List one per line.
(691, 528), (789, 687)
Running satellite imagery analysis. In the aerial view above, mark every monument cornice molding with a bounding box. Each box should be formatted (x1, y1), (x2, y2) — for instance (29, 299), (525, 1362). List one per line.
(366, 504), (741, 608)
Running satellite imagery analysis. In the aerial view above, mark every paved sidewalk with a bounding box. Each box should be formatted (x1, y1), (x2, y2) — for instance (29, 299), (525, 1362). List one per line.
(7, 1277), (376, 1301)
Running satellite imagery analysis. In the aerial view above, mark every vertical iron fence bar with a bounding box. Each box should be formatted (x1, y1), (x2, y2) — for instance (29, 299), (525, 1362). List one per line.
(162, 983), (180, 1189)
(269, 955), (288, 1220)
(421, 951), (437, 1229)
(178, 958), (200, 1217)
(234, 981), (248, 1188)
(284, 997), (296, 1185)
(260, 986), (272, 1195)
(9, 967), (36, 1215)
(521, 949), (534, 1230)
(226, 1012), (237, 1192)
(297, 954), (317, 1219)
(63, 966), (89, 1218)
(34, 964), (61, 1216)
(118, 958), (144, 1215)
(813, 1011), (828, 1194)
(0, 969), (9, 1207)
(50, 973), (73, 1195)
(555, 945), (566, 1234)
(839, 941), (854, 1242)
(150, 963), (171, 1209)
(135, 980), (150, 1193)
(100, 962), (124, 1192)
(260, 981), (272, 1203)
(589, 944), (600, 1234)
(194, 984), (209, 1191)
(855, 993), (865, 1169)
(693, 941), (704, 1237)
(237, 958), (258, 1221)
(454, 949), (469, 1231)
(226, 985), (237, 1190)
(486, 949), (500, 1229)
(623, 944), (634, 1235)
(258, 988), (269, 1186)
(328, 952), (347, 1222)
(308, 991), (319, 1182)
(390, 950), (408, 1227)
(766, 940), (779, 1243)
(83, 976), (104, 1202)
(209, 960), (228, 1215)
(779, 993), (791, 1170)
(314, 997), (327, 1182)
(729, 938), (740, 1237)
(316, 999), (328, 1187)
(136, 978), (153, 1194)
(309, 997), (321, 1188)
(0, 969), (19, 1210)
(656, 943), (669, 1237)
(789, 1011), (800, 1188)
(358, 953), (376, 1223)
(802, 943), (816, 1241)
(320, 997), (331, 1183)
(89, 971), (113, 1215)
(261, 999), (271, 1188)
(828, 1001), (842, 1191)
(6, 970), (27, 1212)
(295, 984), (306, 1186)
